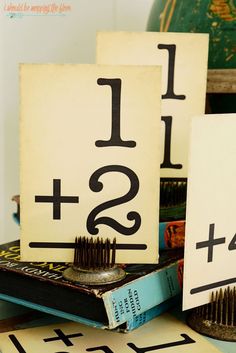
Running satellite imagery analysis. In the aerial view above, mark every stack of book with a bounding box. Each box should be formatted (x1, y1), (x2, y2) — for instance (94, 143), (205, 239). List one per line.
(2, 193), (186, 333)
(0, 238), (183, 332)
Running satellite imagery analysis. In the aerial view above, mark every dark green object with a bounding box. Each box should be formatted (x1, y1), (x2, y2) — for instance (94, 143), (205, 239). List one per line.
(147, 0), (236, 69)
(159, 180), (187, 221)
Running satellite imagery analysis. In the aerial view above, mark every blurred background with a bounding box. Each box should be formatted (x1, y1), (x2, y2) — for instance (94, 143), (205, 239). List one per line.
(2, 0), (236, 243)
(0, 0), (153, 243)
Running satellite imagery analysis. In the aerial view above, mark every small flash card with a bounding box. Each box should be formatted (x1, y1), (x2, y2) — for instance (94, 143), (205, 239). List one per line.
(96, 31), (209, 178)
(183, 114), (236, 310)
(0, 313), (222, 353)
(20, 64), (161, 263)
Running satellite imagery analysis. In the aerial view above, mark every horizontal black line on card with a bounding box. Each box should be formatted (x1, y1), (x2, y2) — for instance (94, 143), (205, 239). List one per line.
(28, 242), (147, 250)
(190, 277), (236, 294)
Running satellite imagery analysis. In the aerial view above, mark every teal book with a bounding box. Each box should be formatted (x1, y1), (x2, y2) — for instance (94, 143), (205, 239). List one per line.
(0, 294), (180, 333)
(0, 299), (65, 333)
(0, 240), (183, 330)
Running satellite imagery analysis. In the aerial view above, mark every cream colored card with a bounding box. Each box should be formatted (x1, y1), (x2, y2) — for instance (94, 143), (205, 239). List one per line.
(96, 31), (209, 178)
(0, 313), (222, 352)
(20, 64), (161, 263)
(183, 114), (236, 310)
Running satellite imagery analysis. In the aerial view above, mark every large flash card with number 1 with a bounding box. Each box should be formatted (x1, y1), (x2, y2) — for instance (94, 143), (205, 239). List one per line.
(20, 64), (161, 263)
(183, 114), (236, 310)
(96, 31), (209, 178)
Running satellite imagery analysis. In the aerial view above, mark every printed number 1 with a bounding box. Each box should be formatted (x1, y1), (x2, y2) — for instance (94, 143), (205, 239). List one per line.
(158, 44), (186, 170)
(158, 44), (186, 101)
(161, 116), (182, 169)
(127, 333), (195, 352)
(96, 78), (136, 148)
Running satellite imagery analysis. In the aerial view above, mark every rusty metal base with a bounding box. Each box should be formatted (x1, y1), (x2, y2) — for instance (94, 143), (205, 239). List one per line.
(63, 265), (126, 286)
(187, 311), (236, 342)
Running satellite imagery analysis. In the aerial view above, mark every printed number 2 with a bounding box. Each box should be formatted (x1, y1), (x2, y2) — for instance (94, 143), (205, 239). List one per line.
(87, 165), (141, 236)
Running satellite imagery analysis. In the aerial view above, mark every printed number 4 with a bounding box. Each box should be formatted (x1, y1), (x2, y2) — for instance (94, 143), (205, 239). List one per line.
(228, 233), (236, 250)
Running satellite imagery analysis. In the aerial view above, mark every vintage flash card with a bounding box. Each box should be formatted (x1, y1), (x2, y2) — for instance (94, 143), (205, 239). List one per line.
(183, 114), (236, 310)
(96, 31), (209, 179)
(0, 313), (222, 353)
(20, 64), (161, 263)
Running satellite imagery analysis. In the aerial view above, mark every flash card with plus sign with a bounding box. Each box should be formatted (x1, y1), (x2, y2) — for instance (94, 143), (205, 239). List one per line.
(183, 114), (236, 310)
(0, 314), (222, 353)
(20, 64), (161, 263)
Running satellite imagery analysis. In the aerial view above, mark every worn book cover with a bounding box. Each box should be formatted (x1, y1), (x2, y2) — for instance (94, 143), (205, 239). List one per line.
(0, 299), (65, 334)
(0, 240), (183, 330)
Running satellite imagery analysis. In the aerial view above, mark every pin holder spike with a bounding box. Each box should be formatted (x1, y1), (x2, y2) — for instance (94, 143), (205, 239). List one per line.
(63, 236), (126, 285)
(187, 287), (236, 342)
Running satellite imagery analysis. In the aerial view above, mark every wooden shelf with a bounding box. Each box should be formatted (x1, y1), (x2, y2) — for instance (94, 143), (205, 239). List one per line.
(207, 69), (236, 94)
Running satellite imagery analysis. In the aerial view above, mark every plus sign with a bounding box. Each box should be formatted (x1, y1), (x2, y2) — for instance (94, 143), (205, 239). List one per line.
(35, 179), (79, 220)
(196, 223), (226, 262)
(43, 328), (83, 346)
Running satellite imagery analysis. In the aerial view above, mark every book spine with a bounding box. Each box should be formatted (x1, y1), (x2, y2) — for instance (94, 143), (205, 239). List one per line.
(103, 258), (184, 329)
(120, 294), (181, 332)
(159, 220), (185, 250)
